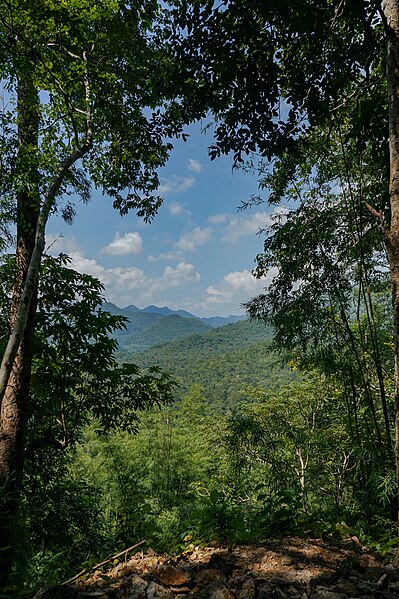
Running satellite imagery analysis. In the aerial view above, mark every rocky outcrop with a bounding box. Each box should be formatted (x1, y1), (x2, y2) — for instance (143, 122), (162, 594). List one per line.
(35, 537), (399, 598)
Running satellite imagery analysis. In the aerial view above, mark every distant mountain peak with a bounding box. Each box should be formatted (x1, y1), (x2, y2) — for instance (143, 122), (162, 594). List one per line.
(142, 305), (196, 319)
(124, 304), (140, 312)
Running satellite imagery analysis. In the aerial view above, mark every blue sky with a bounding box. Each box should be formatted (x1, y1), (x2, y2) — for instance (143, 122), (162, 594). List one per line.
(47, 124), (283, 317)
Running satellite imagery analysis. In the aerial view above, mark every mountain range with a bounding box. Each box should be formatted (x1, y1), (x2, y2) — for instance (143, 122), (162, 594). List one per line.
(106, 303), (286, 410)
(103, 302), (246, 352)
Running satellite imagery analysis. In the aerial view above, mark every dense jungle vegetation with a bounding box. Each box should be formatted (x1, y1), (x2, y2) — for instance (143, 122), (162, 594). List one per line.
(2, 0), (399, 596)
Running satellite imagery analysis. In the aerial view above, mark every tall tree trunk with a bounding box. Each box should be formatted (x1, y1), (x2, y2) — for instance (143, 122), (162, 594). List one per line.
(0, 67), (39, 587)
(384, 0), (399, 536)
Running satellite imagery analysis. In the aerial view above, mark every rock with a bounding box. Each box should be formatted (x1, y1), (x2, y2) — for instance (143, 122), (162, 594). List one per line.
(363, 567), (387, 583)
(349, 574), (379, 593)
(311, 590), (348, 599)
(122, 573), (148, 598)
(79, 592), (112, 598)
(88, 579), (107, 588)
(237, 577), (256, 599)
(194, 582), (236, 598)
(359, 554), (380, 569)
(207, 553), (236, 577)
(194, 568), (227, 589)
(149, 565), (192, 587)
(270, 576), (291, 587)
(385, 565), (399, 582)
(146, 581), (175, 599)
(378, 573), (389, 589)
(292, 569), (313, 585)
(286, 585), (302, 597)
(256, 586), (272, 599)
(111, 563), (125, 577)
(309, 573), (338, 589)
(332, 579), (358, 596)
(44, 541), (399, 599)
(112, 564), (135, 580)
(280, 557), (296, 567)
(34, 586), (78, 598)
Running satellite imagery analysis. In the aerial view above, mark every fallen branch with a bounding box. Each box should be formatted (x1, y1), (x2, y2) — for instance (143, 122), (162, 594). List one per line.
(62, 539), (146, 586)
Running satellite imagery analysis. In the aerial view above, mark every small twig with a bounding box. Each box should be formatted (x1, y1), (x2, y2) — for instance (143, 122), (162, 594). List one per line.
(45, 233), (63, 253)
(62, 540), (146, 586)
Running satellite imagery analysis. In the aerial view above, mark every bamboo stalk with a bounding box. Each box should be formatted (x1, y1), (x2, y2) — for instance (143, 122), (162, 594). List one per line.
(62, 539), (146, 586)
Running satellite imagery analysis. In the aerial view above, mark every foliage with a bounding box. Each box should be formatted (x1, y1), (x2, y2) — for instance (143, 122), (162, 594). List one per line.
(3, 2), (399, 586)
(115, 314), (213, 352)
(0, 254), (176, 453)
(0, 254), (176, 589)
(70, 368), (397, 558)
(167, 1), (384, 165)
(0, 0), (188, 221)
(19, 456), (106, 592)
(165, 2), (396, 521)
(227, 375), (353, 517)
(73, 384), (227, 551)
(241, 126), (395, 486)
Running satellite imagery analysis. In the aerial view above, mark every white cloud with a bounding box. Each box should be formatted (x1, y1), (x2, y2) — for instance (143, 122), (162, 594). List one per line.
(169, 202), (184, 215)
(101, 231), (143, 256)
(45, 234), (200, 307)
(45, 234), (80, 255)
(205, 285), (231, 304)
(207, 207), (290, 244)
(162, 262), (201, 287)
(196, 267), (278, 312)
(208, 213), (229, 225)
(168, 201), (192, 219)
(176, 227), (212, 251)
(187, 159), (202, 173)
(224, 267), (278, 294)
(158, 175), (195, 195)
(222, 211), (272, 243)
(223, 269), (268, 293)
(202, 270), (265, 305)
(147, 251), (183, 263)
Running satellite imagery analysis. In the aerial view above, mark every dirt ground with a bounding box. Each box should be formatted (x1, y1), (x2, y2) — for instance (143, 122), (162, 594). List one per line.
(36, 536), (399, 598)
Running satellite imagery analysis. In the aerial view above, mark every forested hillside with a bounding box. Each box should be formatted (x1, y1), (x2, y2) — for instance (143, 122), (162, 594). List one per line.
(121, 319), (293, 409)
(115, 314), (212, 352)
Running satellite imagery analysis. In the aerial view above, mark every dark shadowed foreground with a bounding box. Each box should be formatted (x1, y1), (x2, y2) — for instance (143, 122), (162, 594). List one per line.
(34, 537), (399, 598)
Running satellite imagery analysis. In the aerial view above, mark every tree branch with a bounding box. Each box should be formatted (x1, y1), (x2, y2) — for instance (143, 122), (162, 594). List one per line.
(365, 200), (386, 224)
(0, 148), (92, 407)
(0, 49), (94, 407)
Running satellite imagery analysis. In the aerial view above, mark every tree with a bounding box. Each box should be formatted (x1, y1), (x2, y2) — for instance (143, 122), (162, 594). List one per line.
(226, 374), (353, 526)
(0, 0), (183, 584)
(168, 0), (399, 528)
(244, 156), (395, 480)
(0, 254), (176, 586)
